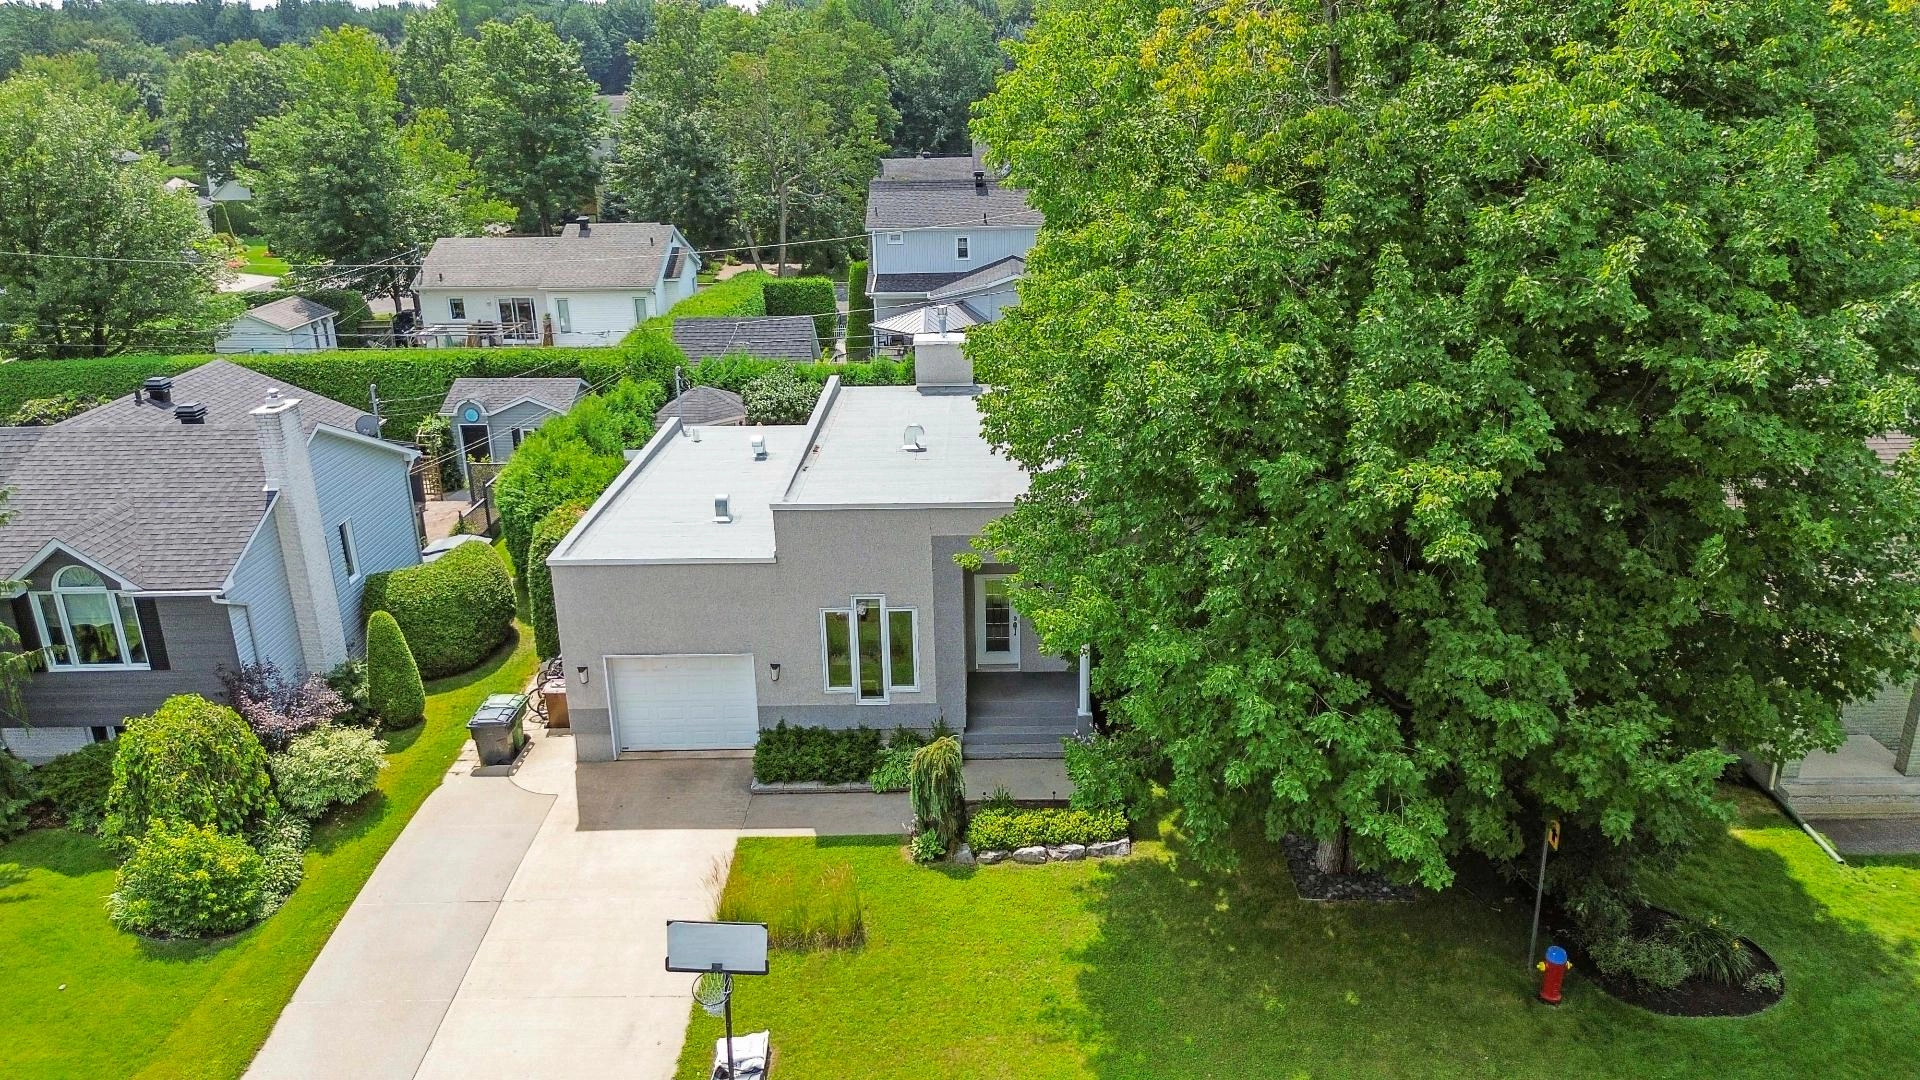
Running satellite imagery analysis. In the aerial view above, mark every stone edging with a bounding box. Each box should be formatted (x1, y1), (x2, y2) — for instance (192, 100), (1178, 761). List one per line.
(748, 780), (884, 794)
(962, 839), (1132, 865)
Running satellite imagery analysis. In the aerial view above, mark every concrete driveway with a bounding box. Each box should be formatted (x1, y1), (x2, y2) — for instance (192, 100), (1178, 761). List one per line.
(248, 730), (904, 1080)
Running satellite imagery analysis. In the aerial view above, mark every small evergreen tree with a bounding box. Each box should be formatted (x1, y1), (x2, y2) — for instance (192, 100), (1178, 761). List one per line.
(908, 736), (965, 855)
(365, 611), (426, 730)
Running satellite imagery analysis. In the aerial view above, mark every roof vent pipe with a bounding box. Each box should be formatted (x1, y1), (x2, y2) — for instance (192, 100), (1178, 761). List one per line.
(713, 494), (732, 523)
(973, 169), (987, 193)
(174, 402), (207, 425)
(751, 426), (767, 461)
(142, 376), (173, 404)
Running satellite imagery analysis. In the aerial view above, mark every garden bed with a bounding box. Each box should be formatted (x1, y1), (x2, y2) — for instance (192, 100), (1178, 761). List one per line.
(1279, 835), (1419, 903)
(1554, 905), (1785, 1017)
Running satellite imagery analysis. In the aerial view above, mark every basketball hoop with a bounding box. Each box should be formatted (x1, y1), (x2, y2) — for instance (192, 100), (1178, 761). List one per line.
(693, 971), (732, 1018)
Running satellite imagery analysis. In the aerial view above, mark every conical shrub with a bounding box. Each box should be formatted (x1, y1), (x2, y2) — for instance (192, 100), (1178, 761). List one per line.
(365, 610), (426, 730)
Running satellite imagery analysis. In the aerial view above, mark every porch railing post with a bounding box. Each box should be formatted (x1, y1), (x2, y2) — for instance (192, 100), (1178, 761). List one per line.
(1077, 644), (1091, 718)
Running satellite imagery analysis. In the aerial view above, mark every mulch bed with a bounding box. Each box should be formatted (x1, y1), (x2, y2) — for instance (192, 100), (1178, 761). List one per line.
(1279, 835), (1418, 903)
(1548, 905), (1785, 1017)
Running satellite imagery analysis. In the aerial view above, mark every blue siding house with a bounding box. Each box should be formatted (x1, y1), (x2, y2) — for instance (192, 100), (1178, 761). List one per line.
(0, 361), (421, 761)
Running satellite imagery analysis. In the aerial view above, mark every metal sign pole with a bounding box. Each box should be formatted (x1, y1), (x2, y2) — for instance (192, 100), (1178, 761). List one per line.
(723, 973), (737, 1079)
(1525, 819), (1559, 970)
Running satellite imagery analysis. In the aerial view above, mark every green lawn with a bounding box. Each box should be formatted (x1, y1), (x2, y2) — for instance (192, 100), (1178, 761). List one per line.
(214, 234), (287, 277)
(676, 790), (1920, 1080)
(0, 630), (538, 1080)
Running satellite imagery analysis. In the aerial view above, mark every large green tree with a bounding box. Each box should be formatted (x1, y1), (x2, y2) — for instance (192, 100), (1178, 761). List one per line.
(393, 5), (463, 118)
(0, 74), (232, 357)
(161, 40), (289, 183)
(456, 16), (603, 233)
(969, 0), (1920, 886)
(887, 0), (1001, 156)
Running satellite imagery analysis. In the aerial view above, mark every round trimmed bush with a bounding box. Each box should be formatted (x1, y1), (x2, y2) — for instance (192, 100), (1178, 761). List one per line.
(360, 541), (515, 679)
(110, 819), (265, 937)
(366, 611), (426, 729)
(270, 726), (387, 819)
(31, 739), (118, 834)
(104, 695), (274, 844)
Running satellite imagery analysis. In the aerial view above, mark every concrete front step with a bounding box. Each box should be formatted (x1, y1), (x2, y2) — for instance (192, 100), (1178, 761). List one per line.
(964, 731), (1071, 759)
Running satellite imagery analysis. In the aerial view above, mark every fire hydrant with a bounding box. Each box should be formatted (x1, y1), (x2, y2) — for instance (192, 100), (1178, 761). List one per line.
(1537, 945), (1570, 1005)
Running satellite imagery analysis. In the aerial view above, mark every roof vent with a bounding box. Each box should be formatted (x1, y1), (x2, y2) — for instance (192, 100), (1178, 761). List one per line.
(142, 376), (173, 404)
(751, 426), (767, 461)
(174, 401), (207, 425)
(973, 169), (987, 193)
(574, 215), (591, 237)
(901, 424), (926, 453)
(713, 494), (732, 523)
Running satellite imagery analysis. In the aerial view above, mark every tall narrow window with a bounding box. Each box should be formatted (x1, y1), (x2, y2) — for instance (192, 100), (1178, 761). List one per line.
(854, 597), (885, 701)
(822, 610), (853, 691)
(555, 298), (573, 333)
(337, 520), (360, 580)
(955, 235), (970, 260)
(976, 575), (1017, 662)
(887, 609), (918, 691)
(634, 296), (650, 322)
(449, 298), (466, 320)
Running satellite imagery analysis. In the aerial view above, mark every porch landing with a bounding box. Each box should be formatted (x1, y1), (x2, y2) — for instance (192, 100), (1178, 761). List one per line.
(1776, 734), (1920, 818)
(965, 671), (1086, 760)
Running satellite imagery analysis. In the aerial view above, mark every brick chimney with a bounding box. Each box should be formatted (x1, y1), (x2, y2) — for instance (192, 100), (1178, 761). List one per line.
(252, 392), (347, 672)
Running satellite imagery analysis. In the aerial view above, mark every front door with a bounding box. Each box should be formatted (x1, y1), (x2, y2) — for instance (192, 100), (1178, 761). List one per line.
(974, 575), (1018, 665)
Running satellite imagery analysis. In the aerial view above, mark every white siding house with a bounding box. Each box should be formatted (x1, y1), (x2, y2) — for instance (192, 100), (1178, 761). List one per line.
(215, 296), (339, 354)
(414, 221), (700, 348)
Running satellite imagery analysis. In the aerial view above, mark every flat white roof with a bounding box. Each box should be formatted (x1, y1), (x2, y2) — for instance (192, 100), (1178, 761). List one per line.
(782, 386), (1025, 507)
(552, 383), (1027, 564)
(554, 423), (808, 563)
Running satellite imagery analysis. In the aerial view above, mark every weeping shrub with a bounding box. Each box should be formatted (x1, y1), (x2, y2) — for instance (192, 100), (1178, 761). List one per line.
(909, 736), (965, 856)
(104, 695), (275, 845)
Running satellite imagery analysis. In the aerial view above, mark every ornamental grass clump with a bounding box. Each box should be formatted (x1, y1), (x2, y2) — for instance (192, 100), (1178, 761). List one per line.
(715, 859), (864, 950)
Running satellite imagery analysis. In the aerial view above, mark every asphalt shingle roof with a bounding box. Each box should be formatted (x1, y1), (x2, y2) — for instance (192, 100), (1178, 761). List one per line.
(655, 386), (747, 427)
(927, 255), (1025, 300)
(1869, 433), (1913, 467)
(418, 223), (685, 291)
(865, 179), (1042, 231)
(243, 295), (336, 331)
(870, 271), (970, 295)
(0, 361), (381, 590)
(672, 316), (822, 362)
(438, 378), (587, 418)
(877, 154), (988, 182)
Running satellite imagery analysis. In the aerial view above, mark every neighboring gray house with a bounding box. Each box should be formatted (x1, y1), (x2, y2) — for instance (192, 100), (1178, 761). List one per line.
(548, 333), (1088, 760)
(438, 377), (588, 488)
(215, 296), (339, 354)
(655, 386), (747, 428)
(671, 316), (823, 363)
(0, 362), (420, 761)
(866, 152), (1040, 350)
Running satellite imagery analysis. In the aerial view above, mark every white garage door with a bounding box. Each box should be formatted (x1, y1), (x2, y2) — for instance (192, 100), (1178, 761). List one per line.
(609, 654), (759, 751)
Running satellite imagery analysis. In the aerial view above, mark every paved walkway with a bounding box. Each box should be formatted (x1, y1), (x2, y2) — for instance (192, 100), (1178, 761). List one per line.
(249, 728), (904, 1080)
(1805, 816), (1920, 856)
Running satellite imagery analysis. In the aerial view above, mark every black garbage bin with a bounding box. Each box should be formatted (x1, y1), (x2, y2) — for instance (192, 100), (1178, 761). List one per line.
(467, 693), (528, 767)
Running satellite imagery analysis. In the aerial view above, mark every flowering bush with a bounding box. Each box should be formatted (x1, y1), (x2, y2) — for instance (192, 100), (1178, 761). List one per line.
(218, 661), (348, 751)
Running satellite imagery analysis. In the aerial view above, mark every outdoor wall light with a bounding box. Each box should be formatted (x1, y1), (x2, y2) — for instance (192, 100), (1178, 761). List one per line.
(769, 663), (781, 682)
(576, 665), (589, 685)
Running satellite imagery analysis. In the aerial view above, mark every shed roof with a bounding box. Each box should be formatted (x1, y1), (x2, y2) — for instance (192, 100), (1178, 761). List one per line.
(672, 316), (822, 362)
(241, 295), (336, 332)
(438, 377), (588, 418)
(418, 222), (687, 291)
(655, 386), (747, 427)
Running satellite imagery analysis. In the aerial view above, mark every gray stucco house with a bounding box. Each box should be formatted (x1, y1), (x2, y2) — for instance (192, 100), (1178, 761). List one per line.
(547, 333), (1088, 760)
(438, 377), (588, 489)
(866, 152), (1040, 351)
(0, 362), (420, 761)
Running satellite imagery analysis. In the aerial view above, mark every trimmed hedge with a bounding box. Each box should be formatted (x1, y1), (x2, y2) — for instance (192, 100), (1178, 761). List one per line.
(365, 611), (426, 728)
(666, 271), (769, 320)
(361, 542), (516, 679)
(966, 806), (1129, 852)
(528, 501), (589, 659)
(104, 695), (276, 844)
(763, 276), (837, 349)
(753, 722), (884, 785)
(493, 379), (663, 571)
(692, 355), (911, 397)
(847, 260), (871, 360)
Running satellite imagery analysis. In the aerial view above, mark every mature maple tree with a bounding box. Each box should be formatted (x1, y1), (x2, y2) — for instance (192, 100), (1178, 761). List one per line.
(970, 0), (1920, 885)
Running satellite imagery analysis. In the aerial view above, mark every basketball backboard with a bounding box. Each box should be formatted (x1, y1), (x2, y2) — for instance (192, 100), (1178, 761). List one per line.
(666, 920), (769, 975)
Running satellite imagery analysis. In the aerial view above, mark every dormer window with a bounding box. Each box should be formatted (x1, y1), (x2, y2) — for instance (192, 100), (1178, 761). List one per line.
(31, 566), (148, 670)
(955, 235), (970, 260)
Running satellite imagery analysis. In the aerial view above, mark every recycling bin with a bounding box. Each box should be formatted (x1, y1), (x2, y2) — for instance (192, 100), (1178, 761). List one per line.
(467, 693), (528, 767)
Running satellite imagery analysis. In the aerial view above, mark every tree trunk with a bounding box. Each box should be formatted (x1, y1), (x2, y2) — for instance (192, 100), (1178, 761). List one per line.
(1323, 0), (1343, 102)
(776, 182), (790, 279)
(1312, 827), (1353, 875)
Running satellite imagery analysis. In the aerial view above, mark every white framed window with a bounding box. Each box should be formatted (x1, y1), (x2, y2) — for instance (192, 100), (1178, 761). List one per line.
(555, 298), (573, 333)
(886, 231), (903, 245)
(337, 520), (360, 581)
(821, 597), (918, 701)
(974, 575), (1017, 663)
(955, 235), (970, 260)
(634, 295), (650, 321)
(510, 427), (536, 449)
(31, 565), (148, 671)
(448, 298), (466, 320)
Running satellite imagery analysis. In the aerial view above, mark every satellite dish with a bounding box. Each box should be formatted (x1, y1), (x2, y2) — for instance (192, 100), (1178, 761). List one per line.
(355, 415), (382, 437)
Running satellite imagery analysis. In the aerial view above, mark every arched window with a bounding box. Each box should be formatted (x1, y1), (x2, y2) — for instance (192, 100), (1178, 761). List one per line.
(33, 565), (147, 669)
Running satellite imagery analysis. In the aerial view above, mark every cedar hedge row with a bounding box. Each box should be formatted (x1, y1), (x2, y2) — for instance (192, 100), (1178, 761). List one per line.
(762, 276), (837, 349)
(847, 260), (872, 361)
(527, 501), (589, 660)
(360, 541), (516, 679)
(493, 379), (663, 573)
(753, 722), (886, 785)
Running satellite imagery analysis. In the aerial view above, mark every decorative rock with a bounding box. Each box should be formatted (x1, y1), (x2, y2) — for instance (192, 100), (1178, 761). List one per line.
(951, 843), (976, 866)
(1089, 839), (1131, 858)
(977, 849), (1008, 865)
(1048, 843), (1087, 861)
(1012, 845), (1049, 864)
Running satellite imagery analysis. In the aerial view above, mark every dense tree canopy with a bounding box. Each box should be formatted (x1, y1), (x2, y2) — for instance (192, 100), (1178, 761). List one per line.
(455, 16), (604, 233)
(970, 0), (1920, 886)
(162, 41), (289, 182)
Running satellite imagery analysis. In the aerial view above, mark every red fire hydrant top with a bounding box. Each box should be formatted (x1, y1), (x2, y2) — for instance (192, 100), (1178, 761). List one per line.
(1538, 945), (1570, 1005)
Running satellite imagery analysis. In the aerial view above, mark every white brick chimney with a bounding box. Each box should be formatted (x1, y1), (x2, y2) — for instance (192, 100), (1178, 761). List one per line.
(253, 392), (347, 671)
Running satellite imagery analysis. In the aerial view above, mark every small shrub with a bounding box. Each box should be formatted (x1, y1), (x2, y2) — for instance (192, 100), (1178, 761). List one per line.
(715, 859), (864, 949)
(909, 736), (965, 852)
(0, 748), (31, 842)
(365, 611), (426, 729)
(360, 541), (515, 678)
(1588, 933), (1692, 991)
(104, 695), (275, 844)
(910, 829), (946, 863)
(325, 659), (376, 726)
(966, 807), (1128, 852)
(742, 365), (819, 425)
(270, 726), (387, 819)
(253, 815), (310, 917)
(753, 722), (884, 784)
(31, 740), (117, 833)
(8, 391), (101, 426)
(868, 747), (913, 793)
(761, 276), (837, 346)
(1743, 969), (1784, 995)
(110, 820), (265, 937)
(1665, 914), (1757, 985)
(218, 661), (347, 751)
